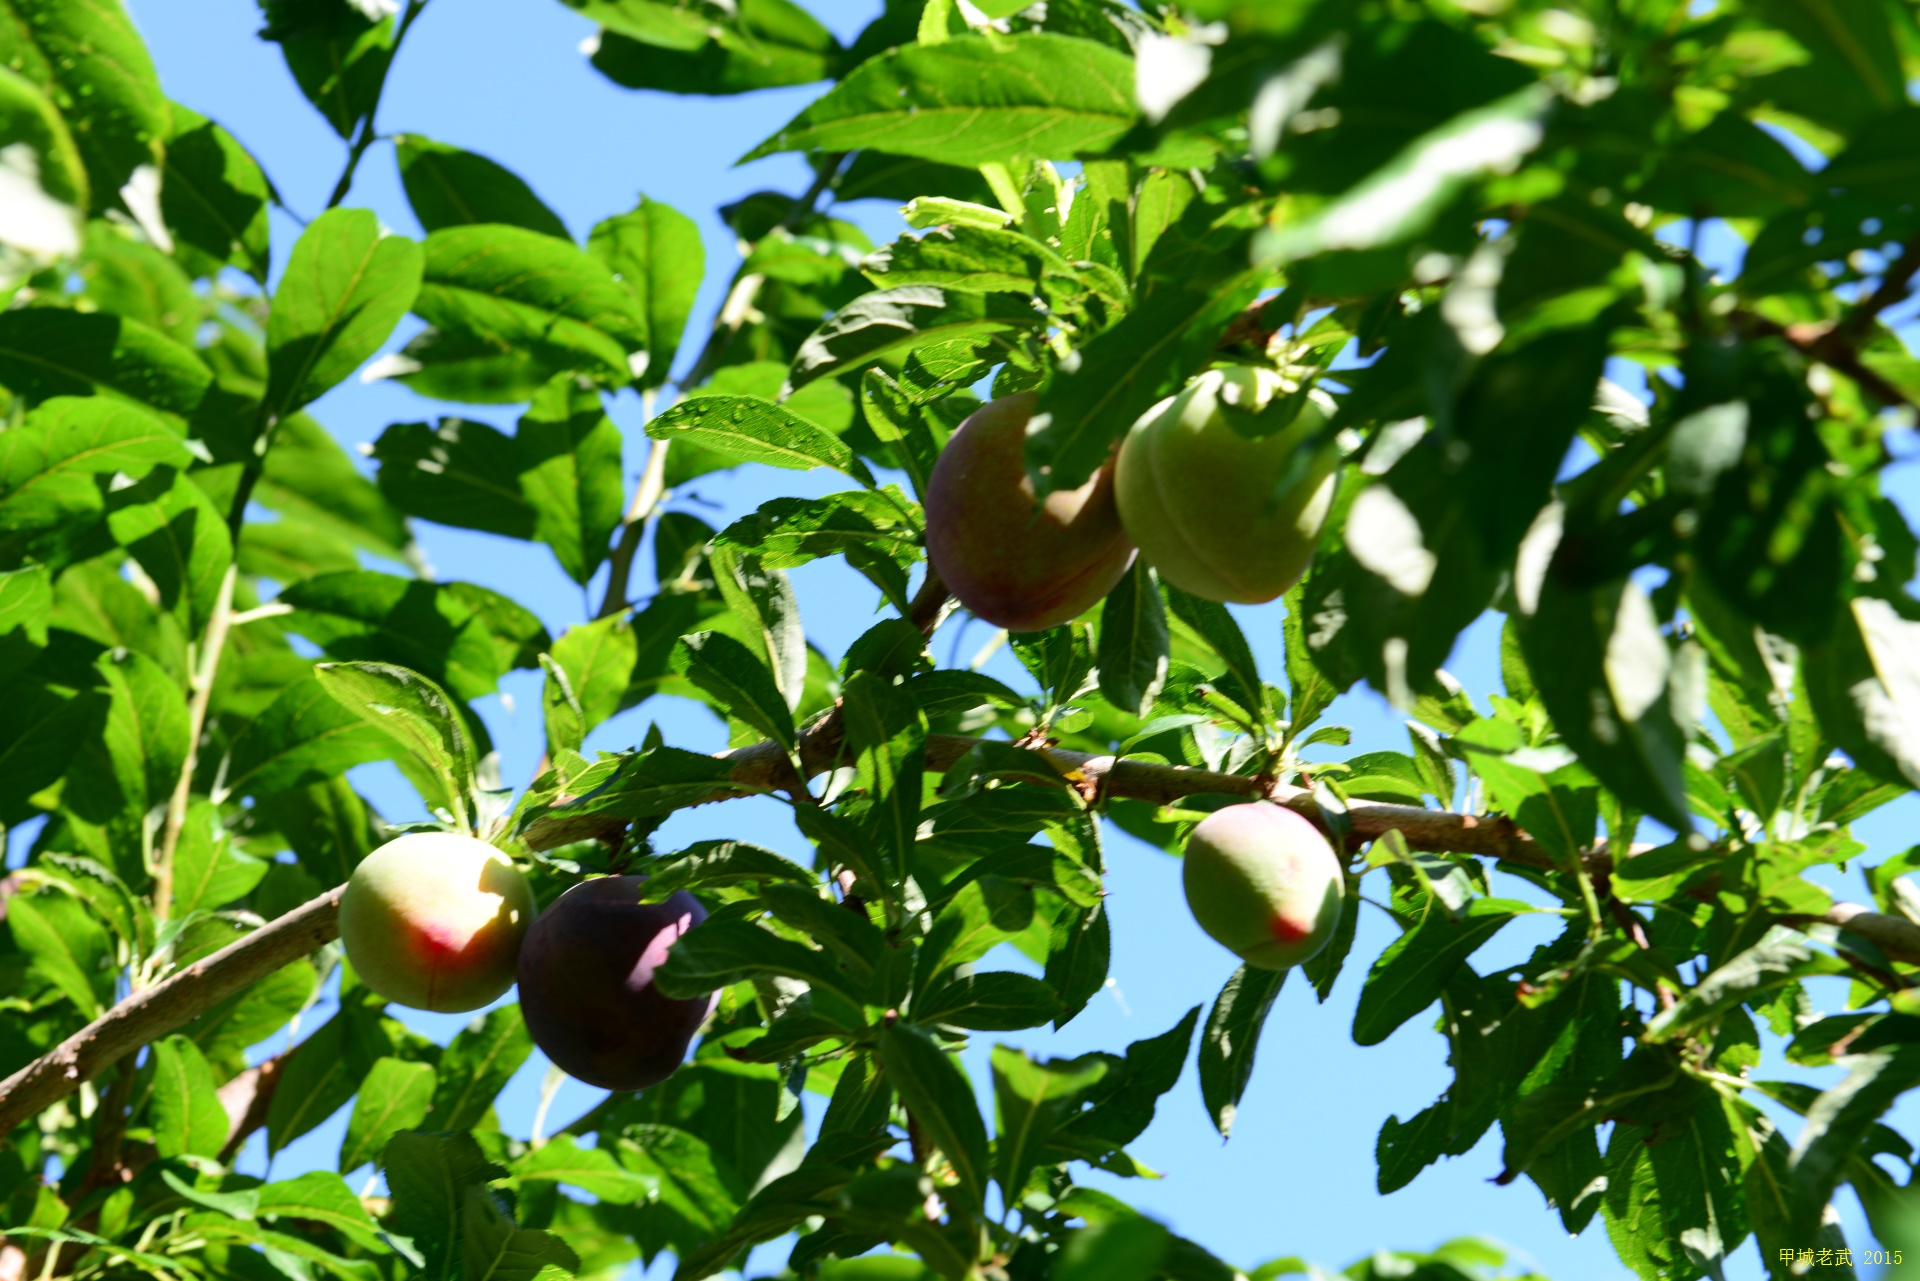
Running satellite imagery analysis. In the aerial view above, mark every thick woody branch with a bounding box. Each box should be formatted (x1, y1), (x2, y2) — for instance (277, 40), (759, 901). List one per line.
(9, 725), (1920, 1143)
(0, 889), (341, 1141)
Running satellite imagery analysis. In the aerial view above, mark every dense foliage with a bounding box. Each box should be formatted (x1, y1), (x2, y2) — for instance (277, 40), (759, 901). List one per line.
(4, 0), (1920, 1279)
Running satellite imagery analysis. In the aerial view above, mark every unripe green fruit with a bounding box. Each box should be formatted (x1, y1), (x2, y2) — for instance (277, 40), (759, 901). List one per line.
(338, 831), (536, 1013)
(925, 392), (1136, 632)
(1182, 803), (1344, 970)
(1115, 366), (1338, 605)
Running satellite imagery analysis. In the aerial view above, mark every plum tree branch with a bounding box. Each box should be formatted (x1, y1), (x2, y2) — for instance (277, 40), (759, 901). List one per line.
(9, 713), (1918, 1144)
(0, 888), (342, 1142)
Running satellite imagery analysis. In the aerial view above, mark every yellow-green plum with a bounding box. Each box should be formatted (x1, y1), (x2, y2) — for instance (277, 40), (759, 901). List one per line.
(1115, 366), (1338, 604)
(338, 831), (536, 1013)
(925, 393), (1136, 632)
(1182, 803), (1343, 970)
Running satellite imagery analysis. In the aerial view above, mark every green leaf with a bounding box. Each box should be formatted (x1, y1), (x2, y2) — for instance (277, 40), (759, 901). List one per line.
(258, 0), (394, 139)
(186, 958), (318, 1073)
(171, 800), (268, 916)
(429, 1005), (534, 1132)
(7, 891), (109, 1016)
(1197, 964), (1284, 1139)
(395, 134), (570, 240)
(745, 34), (1136, 166)
(1518, 571), (1694, 835)
(1164, 584), (1264, 721)
(256, 1170), (387, 1252)
(614, 1124), (741, 1261)
(313, 661), (479, 831)
(1097, 561), (1169, 717)
(338, 1056), (436, 1173)
(841, 669), (928, 890)
(916, 876), (1033, 992)
(714, 490), (921, 573)
(1053, 1217), (1171, 1281)
(383, 1131), (502, 1281)
(585, 0), (839, 96)
(783, 286), (1044, 396)
(282, 571), (511, 702)
(529, 745), (738, 831)
(266, 1003), (388, 1156)
(224, 674), (399, 799)
(1353, 898), (1529, 1047)
(673, 629), (797, 752)
(1749, 0), (1906, 131)
(707, 545), (809, 712)
(266, 207), (424, 418)
(79, 648), (189, 825)
(77, 222), (199, 347)
(587, 194), (703, 390)
(549, 612), (639, 736)
(0, 565), (49, 670)
(865, 224), (1071, 294)
(646, 394), (875, 484)
(1788, 1046), (1920, 1238)
(373, 416), (535, 540)
(656, 915), (863, 1005)
(991, 1045), (1112, 1201)
(511, 1135), (651, 1203)
(1045, 898), (1111, 1026)
(1026, 205), (1265, 494)
(875, 1024), (990, 1210)
(515, 376), (625, 583)
(1806, 597), (1920, 790)
(414, 223), (647, 387)
(761, 881), (883, 980)
(0, 0), (168, 211)
(0, 62), (86, 210)
(0, 397), (189, 544)
(1256, 86), (1552, 265)
(149, 1036), (228, 1159)
(256, 411), (413, 563)
(162, 106), (272, 282)
(0, 308), (212, 420)
(637, 839), (816, 901)
(1645, 927), (1844, 1045)
(916, 971), (1060, 1030)
(106, 471), (234, 632)
(0, 681), (106, 826)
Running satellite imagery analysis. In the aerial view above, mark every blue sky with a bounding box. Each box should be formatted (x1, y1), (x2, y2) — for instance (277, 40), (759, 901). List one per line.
(96, 2), (1920, 1277)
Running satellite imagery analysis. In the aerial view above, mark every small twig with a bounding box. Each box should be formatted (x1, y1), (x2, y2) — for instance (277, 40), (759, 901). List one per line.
(77, 1056), (140, 1194)
(1837, 229), (1920, 341)
(153, 565), (239, 924)
(597, 435), (675, 619)
(215, 1052), (288, 1163)
(597, 155), (849, 618)
(323, 0), (430, 211)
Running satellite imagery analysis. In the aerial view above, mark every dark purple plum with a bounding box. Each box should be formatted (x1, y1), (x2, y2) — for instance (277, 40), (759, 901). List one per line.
(516, 876), (712, 1091)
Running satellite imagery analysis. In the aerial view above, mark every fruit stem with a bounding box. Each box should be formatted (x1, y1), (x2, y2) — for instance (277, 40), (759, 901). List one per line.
(152, 564), (238, 926)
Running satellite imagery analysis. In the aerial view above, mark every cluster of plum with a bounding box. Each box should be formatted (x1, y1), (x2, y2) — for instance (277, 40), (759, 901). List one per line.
(338, 834), (712, 1090)
(926, 364), (1340, 631)
(334, 365), (1348, 1093)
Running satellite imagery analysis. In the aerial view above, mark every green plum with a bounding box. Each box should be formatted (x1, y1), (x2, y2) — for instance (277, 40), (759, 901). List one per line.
(1115, 365), (1338, 604)
(925, 392), (1136, 632)
(1182, 803), (1344, 970)
(337, 831), (536, 1013)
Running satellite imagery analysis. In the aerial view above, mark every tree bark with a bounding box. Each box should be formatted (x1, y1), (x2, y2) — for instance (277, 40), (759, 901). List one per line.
(0, 888), (341, 1140)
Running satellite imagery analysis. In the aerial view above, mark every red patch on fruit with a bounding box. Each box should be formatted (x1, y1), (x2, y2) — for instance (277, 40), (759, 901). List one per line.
(1269, 913), (1309, 944)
